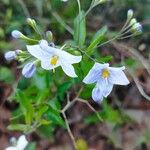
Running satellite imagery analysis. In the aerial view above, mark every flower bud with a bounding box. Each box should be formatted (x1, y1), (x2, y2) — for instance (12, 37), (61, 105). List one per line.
(27, 18), (37, 28)
(130, 18), (137, 26)
(132, 23), (142, 33)
(11, 30), (23, 39)
(127, 9), (133, 20)
(46, 31), (53, 42)
(5, 51), (16, 61)
(22, 62), (36, 78)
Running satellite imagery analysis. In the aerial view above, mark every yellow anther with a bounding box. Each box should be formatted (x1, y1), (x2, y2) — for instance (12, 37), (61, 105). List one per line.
(102, 68), (110, 78)
(50, 55), (58, 65)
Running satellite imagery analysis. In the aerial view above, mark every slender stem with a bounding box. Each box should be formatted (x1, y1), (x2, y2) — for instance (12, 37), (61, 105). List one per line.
(76, 0), (81, 13)
(46, 0), (73, 35)
(77, 98), (103, 121)
(92, 35), (120, 50)
(62, 112), (77, 149)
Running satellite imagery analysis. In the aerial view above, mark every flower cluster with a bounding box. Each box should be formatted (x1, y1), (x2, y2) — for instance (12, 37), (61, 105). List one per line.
(116, 9), (142, 40)
(4, 17), (130, 103)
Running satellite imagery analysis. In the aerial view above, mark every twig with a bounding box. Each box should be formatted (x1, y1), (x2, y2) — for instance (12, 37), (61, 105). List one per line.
(76, 98), (103, 121)
(62, 111), (77, 149)
(112, 42), (150, 75)
(128, 70), (150, 101)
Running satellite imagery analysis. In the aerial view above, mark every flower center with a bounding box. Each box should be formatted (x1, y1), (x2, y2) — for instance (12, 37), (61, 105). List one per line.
(50, 55), (59, 65)
(102, 68), (110, 79)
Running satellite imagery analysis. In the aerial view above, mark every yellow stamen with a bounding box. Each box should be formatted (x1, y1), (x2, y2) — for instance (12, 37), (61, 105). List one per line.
(102, 68), (110, 78)
(50, 55), (59, 66)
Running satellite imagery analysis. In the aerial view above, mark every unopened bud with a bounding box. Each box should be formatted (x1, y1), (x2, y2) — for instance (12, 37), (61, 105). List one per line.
(46, 31), (53, 42)
(127, 9), (133, 20)
(5, 51), (16, 61)
(27, 18), (37, 28)
(132, 23), (142, 32)
(11, 30), (23, 39)
(130, 18), (137, 26)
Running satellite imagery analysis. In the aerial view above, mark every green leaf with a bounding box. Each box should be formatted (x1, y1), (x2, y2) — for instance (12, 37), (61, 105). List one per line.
(57, 80), (74, 101)
(26, 142), (36, 150)
(35, 105), (49, 121)
(46, 107), (65, 127)
(7, 124), (29, 131)
(74, 11), (86, 47)
(16, 90), (34, 125)
(87, 26), (108, 51)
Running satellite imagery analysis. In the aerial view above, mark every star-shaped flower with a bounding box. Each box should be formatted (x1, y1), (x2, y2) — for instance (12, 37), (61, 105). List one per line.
(83, 63), (129, 102)
(6, 135), (28, 150)
(26, 40), (82, 77)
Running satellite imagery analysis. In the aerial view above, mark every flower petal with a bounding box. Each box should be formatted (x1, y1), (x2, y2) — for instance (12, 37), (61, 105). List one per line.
(26, 45), (50, 60)
(39, 40), (56, 54)
(109, 67), (129, 85)
(103, 83), (113, 97)
(83, 63), (109, 84)
(59, 50), (82, 64)
(92, 86), (103, 102)
(5, 147), (18, 150)
(61, 61), (77, 77)
(17, 135), (28, 150)
(22, 62), (36, 78)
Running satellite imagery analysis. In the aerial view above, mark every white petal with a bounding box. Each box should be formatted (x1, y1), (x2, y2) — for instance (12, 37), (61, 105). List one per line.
(39, 40), (56, 54)
(59, 50), (82, 64)
(92, 86), (103, 102)
(61, 61), (77, 77)
(103, 83), (113, 97)
(5, 147), (18, 150)
(17, 135), (28, 150)
(83, 63), (109, 84)
(109, 67), (129, 85)
(26, 45), (50, 60)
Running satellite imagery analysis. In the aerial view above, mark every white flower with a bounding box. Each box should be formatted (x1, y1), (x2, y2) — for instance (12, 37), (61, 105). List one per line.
(26, 40), (82, 78)
(22, 62), (36, 78)
(83, 63), (129, 102)
(6, 135), (28, 150)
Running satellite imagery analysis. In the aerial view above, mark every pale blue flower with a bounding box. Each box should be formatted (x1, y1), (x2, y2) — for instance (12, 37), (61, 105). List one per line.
(22, 62), (36, 78)
(26, 40), (82, 78)
(83, 63), (129, 102)
(6, 135), (28, 150)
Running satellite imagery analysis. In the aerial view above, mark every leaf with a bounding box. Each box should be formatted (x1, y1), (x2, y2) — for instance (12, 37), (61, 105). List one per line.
(7, 124), (29, 131)
(74, 11), (86, 47)
(35, 105), (49, 121)
(87, 26), (108, 51)
(46, 107), (65, 127)
(57, 80), (74, 101)
(16, 90), (34, 125)
(26, 143), (36, 150)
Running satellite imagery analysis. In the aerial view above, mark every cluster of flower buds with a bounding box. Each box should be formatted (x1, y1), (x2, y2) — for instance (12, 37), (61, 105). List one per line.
(4, 18), (42, 78)
(117, 9), (142, 40)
